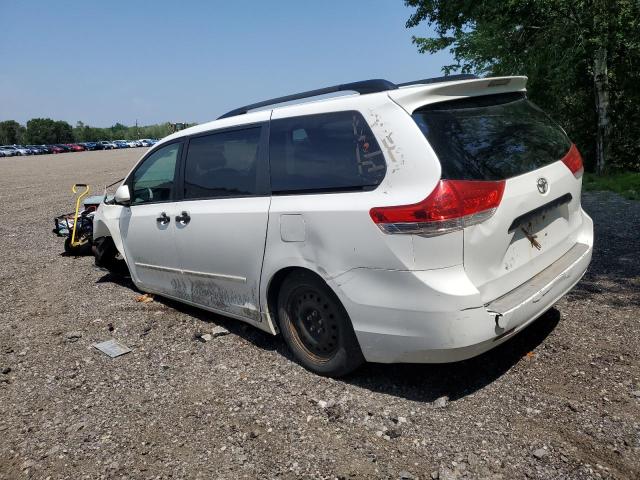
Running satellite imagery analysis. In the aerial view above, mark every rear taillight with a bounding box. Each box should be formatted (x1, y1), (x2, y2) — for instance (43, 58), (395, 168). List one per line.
(370, 179), (505, 236)
(561, 143), (584, 178)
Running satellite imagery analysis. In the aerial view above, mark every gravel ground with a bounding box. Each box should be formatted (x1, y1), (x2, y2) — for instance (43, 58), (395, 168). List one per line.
(0, 150), (638, 480)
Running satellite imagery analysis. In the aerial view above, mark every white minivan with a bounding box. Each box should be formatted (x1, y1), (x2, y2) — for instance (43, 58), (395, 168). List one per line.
(93, 75), (593, 376)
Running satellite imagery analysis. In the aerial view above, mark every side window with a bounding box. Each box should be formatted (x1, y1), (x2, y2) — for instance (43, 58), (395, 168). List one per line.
(131, 143), (180, 204)
(183, 127), (262, 199)
(269, 111), (386, 193)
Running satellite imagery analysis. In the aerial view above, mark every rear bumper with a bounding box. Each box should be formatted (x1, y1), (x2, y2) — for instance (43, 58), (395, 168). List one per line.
(332, 215), (593, 364)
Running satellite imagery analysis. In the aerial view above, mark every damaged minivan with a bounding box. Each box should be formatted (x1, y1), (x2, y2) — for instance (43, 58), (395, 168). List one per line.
(93, 75), (593, 376)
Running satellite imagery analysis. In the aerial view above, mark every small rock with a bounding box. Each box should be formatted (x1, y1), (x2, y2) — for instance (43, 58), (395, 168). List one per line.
(200, 333), (213, 342)
(387, 427), (402, 439)
(430, 470), (439, 479)
(42, 446), (60, 458)
(399, 471), (415, 480)
(21, 460), (36, 471)
(66, 331), (82, 342)
(65, 421), (86, 433)
(433, 396), (449, 408)
(631, 390), (640, 398)
(249, 430), (260, 439)
(1, 367), (10, 374)
(567, 402), (579, 412)
(211, 325), (230, 338)
(438, 466), (458, 480)
(533, 448), (549, 460)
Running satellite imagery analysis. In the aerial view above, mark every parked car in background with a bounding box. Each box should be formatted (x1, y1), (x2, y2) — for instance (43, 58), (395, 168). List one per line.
(98, 141), (115, 149)
(65, 144), (85, 152)
(54, 144), (72, 153)
(139, 139), (154, 147)
(81, 142), (98, 151)
(26, 145), (46, 154)
(10, 145), (32, 155)
(49, 145), (65, 154)
(114, 140), (129, 148)
(126, 140), (139, 148)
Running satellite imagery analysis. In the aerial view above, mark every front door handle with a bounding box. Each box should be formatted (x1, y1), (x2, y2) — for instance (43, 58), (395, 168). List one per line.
(156, 212), (170, 225)
(175, 211), (191, 225)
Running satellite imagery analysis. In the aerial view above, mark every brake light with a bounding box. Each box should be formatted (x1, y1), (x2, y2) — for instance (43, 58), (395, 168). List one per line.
(370, 179), (505, 236)
(561, 143), (584, 178)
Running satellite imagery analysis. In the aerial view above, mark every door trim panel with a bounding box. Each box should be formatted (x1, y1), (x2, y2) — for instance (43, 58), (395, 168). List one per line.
(135, 262), (247, 283)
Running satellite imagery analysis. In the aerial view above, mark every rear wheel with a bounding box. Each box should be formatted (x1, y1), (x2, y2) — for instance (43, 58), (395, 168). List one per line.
(277, 271), (364, 377)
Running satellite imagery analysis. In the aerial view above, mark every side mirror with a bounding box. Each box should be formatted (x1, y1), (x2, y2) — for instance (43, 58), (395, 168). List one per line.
(114, 184), (131, 206)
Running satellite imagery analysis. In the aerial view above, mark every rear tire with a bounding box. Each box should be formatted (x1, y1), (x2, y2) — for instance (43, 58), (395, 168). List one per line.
(277, 271), (364, 377)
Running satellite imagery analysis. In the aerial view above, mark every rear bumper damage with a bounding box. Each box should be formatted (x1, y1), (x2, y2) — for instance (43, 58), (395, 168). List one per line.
(332, 215), (593, 364)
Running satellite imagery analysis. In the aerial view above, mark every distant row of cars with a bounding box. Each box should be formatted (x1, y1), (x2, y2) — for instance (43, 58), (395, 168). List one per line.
(0, 139), (158, 157)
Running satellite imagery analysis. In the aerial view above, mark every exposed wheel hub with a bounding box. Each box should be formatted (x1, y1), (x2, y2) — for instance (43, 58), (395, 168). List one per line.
(289, 289), (339, 357)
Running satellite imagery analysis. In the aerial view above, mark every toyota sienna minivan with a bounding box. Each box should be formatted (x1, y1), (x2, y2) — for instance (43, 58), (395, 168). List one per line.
(93, 75), (593, 376)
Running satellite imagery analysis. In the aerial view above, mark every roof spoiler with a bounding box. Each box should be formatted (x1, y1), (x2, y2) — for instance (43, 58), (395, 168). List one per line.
(388, 76), (528, 114)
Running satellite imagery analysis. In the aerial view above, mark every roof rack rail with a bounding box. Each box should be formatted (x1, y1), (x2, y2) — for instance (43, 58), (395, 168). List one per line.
(217, 74), (481, 119)
(397, 74), (478, 87)
(218, 79), (397, 120)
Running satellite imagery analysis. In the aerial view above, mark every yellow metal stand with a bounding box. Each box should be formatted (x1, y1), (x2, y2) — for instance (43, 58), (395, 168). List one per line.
(70, 184), (90, 247)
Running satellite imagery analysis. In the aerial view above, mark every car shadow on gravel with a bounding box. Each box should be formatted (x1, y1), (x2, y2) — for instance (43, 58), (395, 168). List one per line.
(96, 269), (560, 401)
(345, 308), (561, 402)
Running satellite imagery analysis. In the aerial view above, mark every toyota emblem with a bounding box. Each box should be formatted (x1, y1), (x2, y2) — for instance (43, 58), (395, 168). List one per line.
(536, 177), (549, 194)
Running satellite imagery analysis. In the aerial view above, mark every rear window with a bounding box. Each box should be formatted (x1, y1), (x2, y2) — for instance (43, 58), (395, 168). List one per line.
(412, 93), (571, 180)
(269, 111), (386, 194)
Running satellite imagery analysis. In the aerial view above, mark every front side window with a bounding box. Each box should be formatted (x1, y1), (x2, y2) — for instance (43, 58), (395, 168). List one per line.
(269, 111), (386, 194)
(131, 143), (180, 204)
(183, 127), (262, 199)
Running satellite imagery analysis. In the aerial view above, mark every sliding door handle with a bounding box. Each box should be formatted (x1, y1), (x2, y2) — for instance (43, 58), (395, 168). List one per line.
(175, 211), (191, 225)
(156, 212), (170, 225)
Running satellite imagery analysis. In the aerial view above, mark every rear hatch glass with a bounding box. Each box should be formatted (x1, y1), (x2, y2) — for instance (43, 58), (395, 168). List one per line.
(412, 92), (571, 180)
(412, 92), (584, 301)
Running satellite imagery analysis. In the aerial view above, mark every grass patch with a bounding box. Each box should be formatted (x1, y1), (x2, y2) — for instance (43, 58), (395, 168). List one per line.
(583, 172), (640, 200)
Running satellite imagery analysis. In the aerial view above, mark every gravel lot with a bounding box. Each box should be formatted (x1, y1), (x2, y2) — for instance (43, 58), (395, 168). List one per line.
(0, 149), (638, 480)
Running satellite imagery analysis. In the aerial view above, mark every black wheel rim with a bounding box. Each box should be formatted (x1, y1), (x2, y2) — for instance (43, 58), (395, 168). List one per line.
(288, 287), (340, 358)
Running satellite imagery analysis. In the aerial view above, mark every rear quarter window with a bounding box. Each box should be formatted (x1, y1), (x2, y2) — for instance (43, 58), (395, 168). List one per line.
(412, 93), (572, 180)
(269, 111), (386, 194)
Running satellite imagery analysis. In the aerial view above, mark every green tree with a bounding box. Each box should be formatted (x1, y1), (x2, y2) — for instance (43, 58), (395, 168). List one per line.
(25, 118), (74, 144)
(404, 0), (640, 174)
(0, 120), (25, 144)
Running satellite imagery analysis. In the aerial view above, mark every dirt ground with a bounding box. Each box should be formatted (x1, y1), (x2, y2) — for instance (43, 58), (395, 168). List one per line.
(0, 149), (638, 480)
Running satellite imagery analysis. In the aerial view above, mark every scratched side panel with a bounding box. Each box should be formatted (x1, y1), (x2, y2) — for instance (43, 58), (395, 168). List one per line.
(261, 94), (464, 329)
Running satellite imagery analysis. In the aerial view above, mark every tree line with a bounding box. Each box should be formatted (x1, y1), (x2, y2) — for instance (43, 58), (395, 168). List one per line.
(0, 119), (192, 145)
(405, 0), (640, 174)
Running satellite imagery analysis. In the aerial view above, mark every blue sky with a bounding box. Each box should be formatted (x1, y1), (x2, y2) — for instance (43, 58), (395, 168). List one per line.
(0, 1), (454, 127)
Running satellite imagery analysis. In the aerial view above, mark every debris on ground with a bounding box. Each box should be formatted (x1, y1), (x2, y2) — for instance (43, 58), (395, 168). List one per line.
(432, 396), (449, 409)
(92, 339), (131, 358)
(198, 333), (213, 342)
(533, 448), (550, 460)
(210, 325), (230, 338)
(134, 293), (154, 303)
(65, 331), (83, 342)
